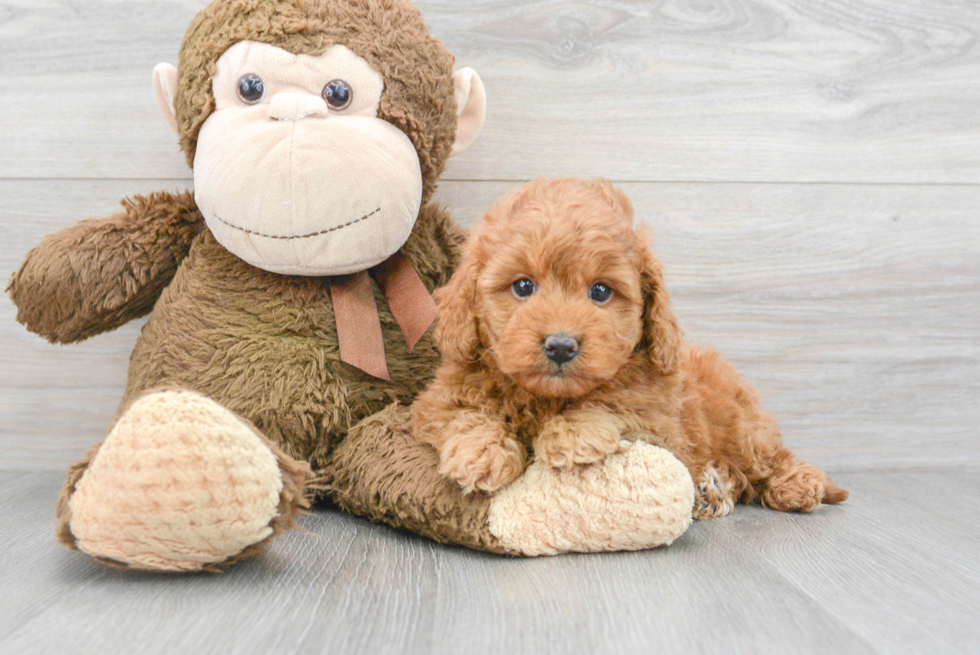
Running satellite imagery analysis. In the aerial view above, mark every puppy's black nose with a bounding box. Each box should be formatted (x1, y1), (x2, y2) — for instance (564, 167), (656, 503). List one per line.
(543, 334), (580, 365)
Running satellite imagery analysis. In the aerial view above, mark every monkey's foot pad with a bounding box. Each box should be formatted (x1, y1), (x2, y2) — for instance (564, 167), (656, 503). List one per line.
(487, 441), (695, 556)
(68, 390), (286, 572)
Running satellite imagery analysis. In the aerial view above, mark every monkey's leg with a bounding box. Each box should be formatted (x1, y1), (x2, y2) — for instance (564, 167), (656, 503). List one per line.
(57, 389), (311, 572)
(317, 405), (695, 556)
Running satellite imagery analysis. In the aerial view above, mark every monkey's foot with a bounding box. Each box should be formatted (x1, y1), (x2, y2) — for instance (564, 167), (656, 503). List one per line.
(59, 390), (311, 572)
(486, 441), (695, 556)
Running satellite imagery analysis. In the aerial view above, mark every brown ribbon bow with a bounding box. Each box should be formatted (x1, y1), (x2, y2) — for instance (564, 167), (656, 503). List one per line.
(328, 251), (437, 380)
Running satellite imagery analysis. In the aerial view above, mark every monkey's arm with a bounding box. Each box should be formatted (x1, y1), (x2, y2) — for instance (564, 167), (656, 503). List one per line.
(7, 190), (204, 344)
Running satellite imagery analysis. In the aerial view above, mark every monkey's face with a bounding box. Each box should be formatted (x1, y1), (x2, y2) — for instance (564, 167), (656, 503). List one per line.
(193, 41), (424, 276)
(154, 1), (486, 276)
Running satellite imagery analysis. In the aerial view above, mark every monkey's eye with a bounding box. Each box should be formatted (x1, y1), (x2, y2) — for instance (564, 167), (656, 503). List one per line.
(237, 74), (265, 105)
(512, 278), (536, 299)
(322, 79), (353, 110)
(589, 283), (614, 304)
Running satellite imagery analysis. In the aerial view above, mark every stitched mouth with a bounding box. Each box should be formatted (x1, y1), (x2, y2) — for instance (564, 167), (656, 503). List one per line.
(214, 207), (382, 240)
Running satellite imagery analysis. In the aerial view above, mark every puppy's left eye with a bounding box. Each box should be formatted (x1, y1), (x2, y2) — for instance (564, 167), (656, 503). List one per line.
(589, 283), (614, 304)
(512, 278), (536, 299)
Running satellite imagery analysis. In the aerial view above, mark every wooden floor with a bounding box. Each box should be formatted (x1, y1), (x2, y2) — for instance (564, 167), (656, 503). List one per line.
(1, 469), (977, 655)
(1, 1), (979, 653)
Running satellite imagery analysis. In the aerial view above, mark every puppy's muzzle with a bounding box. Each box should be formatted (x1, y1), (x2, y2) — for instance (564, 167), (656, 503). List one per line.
(543, 334), (580, 365)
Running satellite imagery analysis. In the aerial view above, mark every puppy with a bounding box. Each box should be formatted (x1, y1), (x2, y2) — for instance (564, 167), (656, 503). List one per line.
(413, 177), (847, 518)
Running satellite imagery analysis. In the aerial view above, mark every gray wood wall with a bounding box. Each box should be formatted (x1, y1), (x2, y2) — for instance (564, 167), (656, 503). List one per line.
(1, 0), (977, 472)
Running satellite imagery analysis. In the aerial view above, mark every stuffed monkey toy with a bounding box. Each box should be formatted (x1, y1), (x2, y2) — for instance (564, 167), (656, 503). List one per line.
(8, 0), (695, 572)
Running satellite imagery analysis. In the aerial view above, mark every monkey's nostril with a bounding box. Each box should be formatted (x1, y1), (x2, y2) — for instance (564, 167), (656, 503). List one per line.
(543, 334), (580, 365)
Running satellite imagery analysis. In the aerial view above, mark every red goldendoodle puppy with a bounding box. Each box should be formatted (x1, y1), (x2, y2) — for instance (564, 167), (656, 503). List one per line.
(413, 177), (848, 518)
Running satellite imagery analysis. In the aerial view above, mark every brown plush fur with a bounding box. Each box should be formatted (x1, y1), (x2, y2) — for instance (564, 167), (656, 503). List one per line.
(8, 191), (203, 344)
(122, 204), (463, 472)
(314, 403), (508, 554)
(9, 0), (487, 564)
(414, 178), (848, 516)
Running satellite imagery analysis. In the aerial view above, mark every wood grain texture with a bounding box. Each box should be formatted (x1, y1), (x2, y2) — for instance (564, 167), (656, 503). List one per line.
(722, 468), (980, 654)
(0, 0), (978, 182)
(3, 179), (977, 471)
(0, 469), (976, 654)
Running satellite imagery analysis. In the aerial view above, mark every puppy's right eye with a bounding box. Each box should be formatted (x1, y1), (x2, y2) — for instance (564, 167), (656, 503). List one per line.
(237, 73), (265, 105)
(512, 278), (536, 299)
(589, 282), (614, 304)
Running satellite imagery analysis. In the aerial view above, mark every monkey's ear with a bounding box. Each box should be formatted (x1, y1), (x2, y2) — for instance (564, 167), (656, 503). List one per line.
(153, 63), (179, 135)
(451, 68), (486, 156)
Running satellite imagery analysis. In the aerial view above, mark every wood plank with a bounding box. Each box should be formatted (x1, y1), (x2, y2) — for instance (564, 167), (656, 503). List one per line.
(0, 472), (444, 655)
(428, 525), (871, 655)
(722, 469), (980, 653)
(3, 179), (976, 471)
(0, 471), (91, 637)
(0, 0), (978, 183)
(5, 470), (979, 654)
(0, 471), (879, 655)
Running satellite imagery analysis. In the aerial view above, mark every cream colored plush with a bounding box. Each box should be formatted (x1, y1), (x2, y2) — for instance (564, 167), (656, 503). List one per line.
(152, 63), (180, 135)
(450, 67), (485, 156)
(486, 441), (695, 556)
(68, 391), (285, 572)
(194, 42), (423, 276)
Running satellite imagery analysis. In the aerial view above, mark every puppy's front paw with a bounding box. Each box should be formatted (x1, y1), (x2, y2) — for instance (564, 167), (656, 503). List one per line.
(438, 427), (527, 495)
(535, 410), (623, 470)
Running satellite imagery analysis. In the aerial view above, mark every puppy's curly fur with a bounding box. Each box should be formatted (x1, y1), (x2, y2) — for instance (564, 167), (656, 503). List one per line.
(413, 177), (848, 518)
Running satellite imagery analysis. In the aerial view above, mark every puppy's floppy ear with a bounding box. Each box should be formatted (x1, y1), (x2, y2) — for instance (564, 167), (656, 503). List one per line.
(640, 246), (683, 375)
(433, 238), (485, 364)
